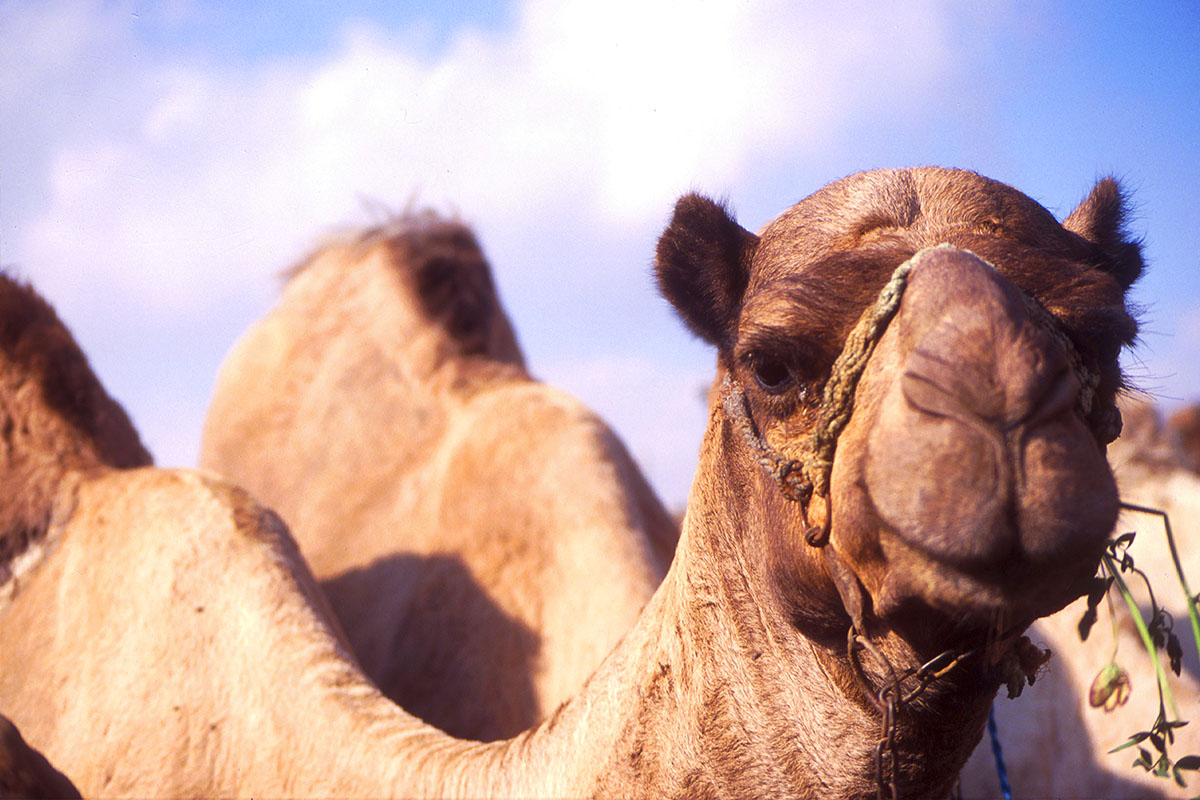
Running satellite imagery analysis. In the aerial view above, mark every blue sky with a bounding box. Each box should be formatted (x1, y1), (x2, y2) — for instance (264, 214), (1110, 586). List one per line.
(2, 0), (1198, 508)
(127, 1), (514, 62)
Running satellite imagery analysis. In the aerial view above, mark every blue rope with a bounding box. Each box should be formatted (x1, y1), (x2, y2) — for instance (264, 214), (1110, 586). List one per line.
(987, 705), (1013, 800)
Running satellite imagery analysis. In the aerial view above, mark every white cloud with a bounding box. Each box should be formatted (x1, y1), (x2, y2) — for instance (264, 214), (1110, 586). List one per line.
(3, 0), (1002, 503)
(0, 1), (127, 107)
(10, 0), (973, 312)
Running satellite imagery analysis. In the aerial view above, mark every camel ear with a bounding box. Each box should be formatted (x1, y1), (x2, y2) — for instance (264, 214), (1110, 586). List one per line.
(1063, 177), (1144, 291)
(655, 194), (758, 346)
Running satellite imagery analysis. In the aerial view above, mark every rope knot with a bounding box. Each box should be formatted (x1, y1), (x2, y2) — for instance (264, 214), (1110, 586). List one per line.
(776, 461), (813, 504)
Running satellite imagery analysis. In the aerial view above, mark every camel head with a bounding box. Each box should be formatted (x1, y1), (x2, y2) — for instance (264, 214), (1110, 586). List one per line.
(656, 168), (1141, 650)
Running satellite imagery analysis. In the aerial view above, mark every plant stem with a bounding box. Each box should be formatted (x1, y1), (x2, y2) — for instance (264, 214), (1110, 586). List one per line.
(1107, 586), (1120, 664)
(1103, 553), (1180, 720)
(1120, 503), (1200, 673)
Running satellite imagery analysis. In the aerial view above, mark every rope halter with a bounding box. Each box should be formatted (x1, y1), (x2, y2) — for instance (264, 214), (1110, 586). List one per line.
(721, 244), (1113, 538)
(718, 244), (1111, 800)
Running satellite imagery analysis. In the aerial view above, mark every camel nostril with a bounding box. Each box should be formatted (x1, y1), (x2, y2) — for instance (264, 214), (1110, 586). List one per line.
(902, 355), (1080, 433)
(898, 287), (1078, 433)
(868, 368), (1013, 569)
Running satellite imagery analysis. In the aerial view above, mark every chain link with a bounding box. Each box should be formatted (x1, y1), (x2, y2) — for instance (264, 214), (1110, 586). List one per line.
(873, 687), (899, 800)
(848, 630), (979, 800)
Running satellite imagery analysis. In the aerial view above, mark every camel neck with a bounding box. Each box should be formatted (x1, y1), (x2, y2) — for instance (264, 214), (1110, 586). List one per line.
(477, 521), (889, 798)
(282, 495), (992, 798)
(294, 437), (997, 798)
(489, 487), (993, 799)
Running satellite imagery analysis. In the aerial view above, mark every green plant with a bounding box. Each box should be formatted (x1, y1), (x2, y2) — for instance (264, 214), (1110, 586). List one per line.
(1078, 505), (1200, 792)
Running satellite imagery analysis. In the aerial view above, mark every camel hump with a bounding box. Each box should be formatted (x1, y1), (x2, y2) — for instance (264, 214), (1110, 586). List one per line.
(1, 272), (151, 594)
(383, 214), (504, 356)
(286, 212), (523, 365)
(0, 274), (150, 471)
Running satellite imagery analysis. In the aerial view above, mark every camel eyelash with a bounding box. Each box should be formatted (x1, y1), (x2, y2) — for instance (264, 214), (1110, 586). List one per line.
(738, 351), (815, 411)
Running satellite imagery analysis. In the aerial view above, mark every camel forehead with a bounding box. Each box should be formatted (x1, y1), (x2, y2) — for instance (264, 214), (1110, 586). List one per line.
(750, 167), (1066, 283)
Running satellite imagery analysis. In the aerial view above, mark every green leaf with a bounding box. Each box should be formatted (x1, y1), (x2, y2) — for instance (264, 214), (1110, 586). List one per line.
(1177, 755), (1200, 771)
(1112, 531), (1137, 549)
(1111, 732), (1152, 753)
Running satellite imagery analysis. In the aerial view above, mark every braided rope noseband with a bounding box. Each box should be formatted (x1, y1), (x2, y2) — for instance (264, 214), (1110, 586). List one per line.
(721, 244), (1115, 542)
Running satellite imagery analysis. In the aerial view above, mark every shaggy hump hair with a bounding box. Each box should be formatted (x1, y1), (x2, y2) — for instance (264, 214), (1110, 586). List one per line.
(287, 212), (509, 358)
(0, 273), (151, 582)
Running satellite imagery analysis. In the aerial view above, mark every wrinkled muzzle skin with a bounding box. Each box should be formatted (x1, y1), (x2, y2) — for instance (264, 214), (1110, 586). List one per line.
(834, 248), (1118, 627)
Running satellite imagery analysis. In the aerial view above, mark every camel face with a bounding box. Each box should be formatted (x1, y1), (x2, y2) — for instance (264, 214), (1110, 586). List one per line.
(657, 167), (1141, 639)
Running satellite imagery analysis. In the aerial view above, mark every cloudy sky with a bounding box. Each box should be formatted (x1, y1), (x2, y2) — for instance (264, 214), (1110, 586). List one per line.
(3, 0), (1197, 508)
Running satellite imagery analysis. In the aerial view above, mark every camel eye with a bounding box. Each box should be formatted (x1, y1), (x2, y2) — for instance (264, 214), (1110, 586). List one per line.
(750, 356), (793, 393)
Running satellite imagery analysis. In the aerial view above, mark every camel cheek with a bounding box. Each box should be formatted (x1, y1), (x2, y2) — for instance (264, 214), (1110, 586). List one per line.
(1017, 417), (1118, 565)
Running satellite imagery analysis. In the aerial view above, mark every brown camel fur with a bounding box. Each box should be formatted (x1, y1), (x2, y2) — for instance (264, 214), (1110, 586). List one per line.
(200, 214), (679, 740)
(960, 398), (1200, 798)
(0, 166), (1143, 797)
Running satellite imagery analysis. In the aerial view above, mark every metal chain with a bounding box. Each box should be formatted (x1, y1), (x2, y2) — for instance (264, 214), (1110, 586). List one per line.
(874, 688), (899, 800)
(847, 629), (979, 800)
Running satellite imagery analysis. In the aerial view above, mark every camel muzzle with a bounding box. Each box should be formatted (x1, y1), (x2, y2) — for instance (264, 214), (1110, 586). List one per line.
(863, 247), (1119, 619)
(721, 245), (1119, 621)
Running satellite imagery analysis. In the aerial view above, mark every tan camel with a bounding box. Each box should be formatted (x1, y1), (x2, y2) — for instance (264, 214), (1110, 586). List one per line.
(0, 271), (512, 796)
(1, 166), (1143, 796)
(200, 214), (679, 739)
(960, 399), (1200, 798)
(200, 167), (1138, 796)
